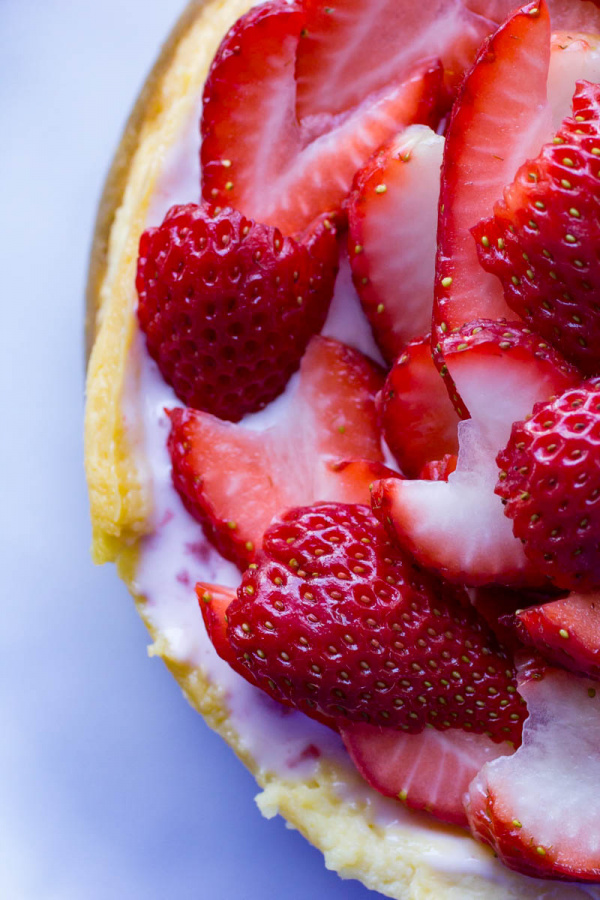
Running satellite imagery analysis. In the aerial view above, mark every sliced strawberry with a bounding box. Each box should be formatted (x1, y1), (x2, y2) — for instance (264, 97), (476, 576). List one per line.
(372, 426), (539, 586)
(197, 583), (236, 661)
(296, 0), (535, 119)
(466, 663), (600, 881)
(347, 126), (444, 362)
(377, 335), (459, 478)
(441, 319), (580, 450)
(434, 1), (552, 342)
(224, 502), (525, 741)
(341, 721), (514, 827)
(516, 592), (600, 679)
(201, 1), (443, 235)
(373, 320), (578, 585)
(168, 336), (385, 569)
(474, 81), (600, 375)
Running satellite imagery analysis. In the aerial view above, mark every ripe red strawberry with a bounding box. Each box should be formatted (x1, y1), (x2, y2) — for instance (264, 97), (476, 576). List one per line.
(347, 127), (444, 363)
(377, 335), (459, 478)
(516, 592), (600, 680)
(419, 454), (458, 481)
(466, 661), (600, 881)
(136, 204), (338, 422)
(168, 336), (391, 569)
(200, 0), (443, 235)
(497, 380), (600, 591)
(434, 1), (551, 345)
(341, 721), (514, 827)
(474, 81), (600, 375)
(373, 320), (578, 586)
(221, 502), (526, 742)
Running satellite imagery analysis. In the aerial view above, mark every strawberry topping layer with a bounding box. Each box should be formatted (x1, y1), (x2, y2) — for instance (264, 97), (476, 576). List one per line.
(134, 0), (600, 872)
(223, 502), (525, 741)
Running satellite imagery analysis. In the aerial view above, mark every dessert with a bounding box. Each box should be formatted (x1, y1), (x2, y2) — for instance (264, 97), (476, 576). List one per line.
(85, 0), (600, 896)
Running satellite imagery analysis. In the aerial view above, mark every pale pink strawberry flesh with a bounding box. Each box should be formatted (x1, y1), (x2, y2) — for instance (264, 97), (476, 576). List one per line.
(146, 0), (600, 864)
(348, 125), (444, 360)
(341, 721), (514, 827)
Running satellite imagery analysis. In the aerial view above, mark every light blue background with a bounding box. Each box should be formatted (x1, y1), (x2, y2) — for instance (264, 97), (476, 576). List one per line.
(0, 3), (377, 898)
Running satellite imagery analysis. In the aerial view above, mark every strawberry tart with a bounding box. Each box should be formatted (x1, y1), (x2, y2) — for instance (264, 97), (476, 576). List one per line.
(85, 0), (600, 896)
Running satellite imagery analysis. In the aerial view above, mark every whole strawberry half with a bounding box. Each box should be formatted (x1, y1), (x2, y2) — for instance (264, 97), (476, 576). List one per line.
(497, 378), (600, 592)
(474, 80), (600, 375)
(136, 203), (338, 421)
(217, 502), (526, 743)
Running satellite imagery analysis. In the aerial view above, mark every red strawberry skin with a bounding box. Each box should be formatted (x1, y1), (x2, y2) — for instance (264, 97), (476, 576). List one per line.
(497, 379), (600, 592)
(222, 503), (526, 742)
(200, 0), (443, 234)
(377, 335), (459, 478)
(474, 81), (600, 375)
(136, 204), (338, 422)
(516, 592), (600, 679)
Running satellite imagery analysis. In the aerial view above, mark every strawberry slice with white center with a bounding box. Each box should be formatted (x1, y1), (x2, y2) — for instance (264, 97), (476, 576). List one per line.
(377, 334), (460, 477)
(295, 0), (600, 120)
(516, 592), (600, 680)
(347, 126), (444, 363)
(201, 0), (443, 236)
(434, 1), (552, 343)
(466, 661), (600, 880)
(341, 722), (514, 827)
(169, 336), (396, 569)
(372, 320), (579, 585)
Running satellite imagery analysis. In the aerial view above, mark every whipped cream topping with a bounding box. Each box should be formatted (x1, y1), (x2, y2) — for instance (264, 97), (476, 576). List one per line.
(128, 60), (600, 899)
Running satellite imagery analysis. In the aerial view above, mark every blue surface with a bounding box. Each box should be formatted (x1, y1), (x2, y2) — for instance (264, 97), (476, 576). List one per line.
(0, 2), (378, 898)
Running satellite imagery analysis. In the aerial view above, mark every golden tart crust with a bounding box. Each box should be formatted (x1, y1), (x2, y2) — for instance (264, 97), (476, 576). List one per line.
(84, 3), (594, 897)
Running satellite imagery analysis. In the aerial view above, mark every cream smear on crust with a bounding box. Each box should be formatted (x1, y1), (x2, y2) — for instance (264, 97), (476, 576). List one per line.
(126, 69), (600, 899)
